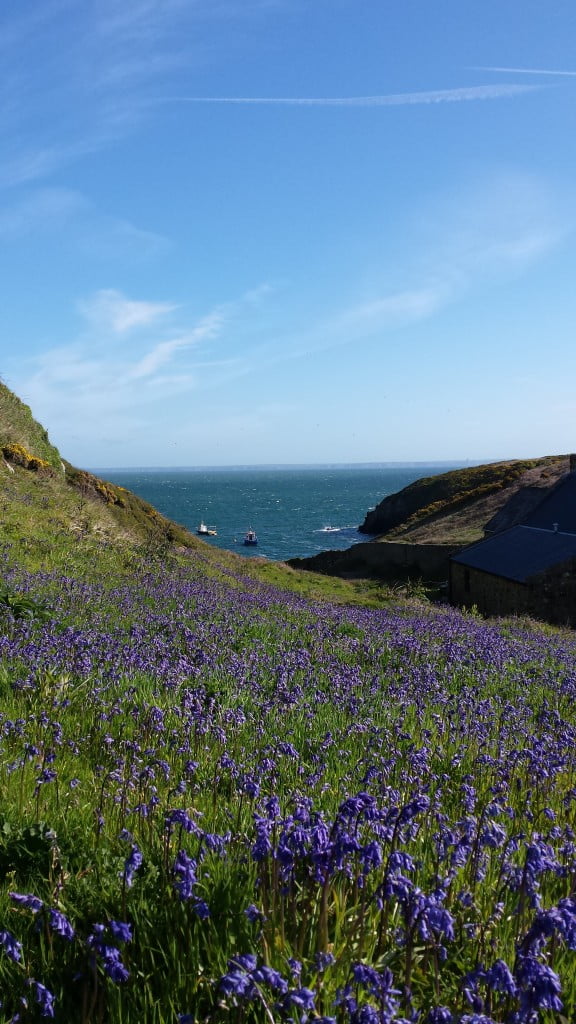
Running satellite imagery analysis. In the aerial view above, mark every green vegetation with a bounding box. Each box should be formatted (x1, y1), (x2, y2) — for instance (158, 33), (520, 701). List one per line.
(0, 384), (62, 471)
(2, 379), (576, 1023)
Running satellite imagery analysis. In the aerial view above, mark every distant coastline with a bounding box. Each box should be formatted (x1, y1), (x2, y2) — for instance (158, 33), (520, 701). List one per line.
(90, 460), (481, 473)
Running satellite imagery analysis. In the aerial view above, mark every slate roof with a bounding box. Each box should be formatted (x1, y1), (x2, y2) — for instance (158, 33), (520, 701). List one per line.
(451, 525), (576, 583)
(523, 471), (576, 533)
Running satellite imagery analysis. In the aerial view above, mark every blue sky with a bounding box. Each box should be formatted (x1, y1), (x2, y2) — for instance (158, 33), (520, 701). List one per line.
(2, 0), (576, 467)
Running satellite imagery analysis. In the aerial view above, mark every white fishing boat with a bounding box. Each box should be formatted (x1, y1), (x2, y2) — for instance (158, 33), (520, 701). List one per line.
(243, 528), (258, 546)
(197, 521), (217, 537)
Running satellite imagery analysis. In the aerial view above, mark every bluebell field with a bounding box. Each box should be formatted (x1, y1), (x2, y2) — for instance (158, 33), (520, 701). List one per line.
(1, 542), (576, 1023)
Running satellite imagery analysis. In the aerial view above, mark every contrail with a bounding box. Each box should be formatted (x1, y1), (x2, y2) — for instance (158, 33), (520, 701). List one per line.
(472, 66), (576, 77)
(162, 84), (538, 108)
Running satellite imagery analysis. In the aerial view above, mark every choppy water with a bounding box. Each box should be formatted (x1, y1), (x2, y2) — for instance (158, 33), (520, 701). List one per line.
(98, 464), (461, 561)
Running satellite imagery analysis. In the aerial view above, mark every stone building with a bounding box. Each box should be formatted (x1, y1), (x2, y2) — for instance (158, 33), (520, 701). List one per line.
(450, 457), (576, 625)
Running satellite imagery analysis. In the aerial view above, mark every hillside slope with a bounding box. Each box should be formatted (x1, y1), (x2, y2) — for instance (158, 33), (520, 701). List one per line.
(0, 382), (62, 470)
(0, 379), (205, 559)
(359, 455), (568, 544)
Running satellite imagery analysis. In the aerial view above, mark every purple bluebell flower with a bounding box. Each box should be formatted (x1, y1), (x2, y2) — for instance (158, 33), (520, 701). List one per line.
(193, 899), (210, 919)
(121, 844), (143, 888)
(0, 929), (22, 962)
(277, 987), (316, 1012)
(287, 957), (302, 978)
(314, 951), (335, 972)
(26, 979), (55, 1018)
(10, 892), (44, 913)
(244, 903), (265, 922)
(87, 923), (131, 983)
(350, 963), (401, 1018)
(165, 808), (200, 835)
(102, 954), (130, 983)
(172, 849), (197, 900)
(515, 954), (563, 1013)
(108, 920), (132, 943)
(253, 964), (288, 993)
(233, 953), (258, 971)
(219, 958), (257, 1001)
(48, 909), (75, 941)
(460, 1016), (499, 1024)
(484, 958), (517, 997)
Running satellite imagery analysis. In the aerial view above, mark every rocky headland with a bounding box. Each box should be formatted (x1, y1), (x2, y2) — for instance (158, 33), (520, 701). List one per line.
(288, 455), (570, 580)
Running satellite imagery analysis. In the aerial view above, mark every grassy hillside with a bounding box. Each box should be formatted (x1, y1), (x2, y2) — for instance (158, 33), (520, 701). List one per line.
(2, 381), (576, 1023)
(0, 382), (62, 471)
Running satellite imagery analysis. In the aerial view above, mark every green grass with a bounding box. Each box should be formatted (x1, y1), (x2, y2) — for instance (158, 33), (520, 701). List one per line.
(0, 380), (62, 470)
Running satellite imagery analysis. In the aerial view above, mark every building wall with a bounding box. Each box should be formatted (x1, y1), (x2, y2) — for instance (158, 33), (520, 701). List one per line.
(528, 559), (576, 626)
(450, 559), (576, 626)
(450, 564), (531, 618)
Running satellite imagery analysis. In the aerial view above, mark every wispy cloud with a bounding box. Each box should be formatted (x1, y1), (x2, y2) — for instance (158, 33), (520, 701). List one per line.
(0, 188), (85, 236)
(10, 169), (568, 462)
(0, 1), (300, 189)
(248, 172), (568, 368)
(0, 3), (202, 188)
(163, 84), (539, 107)
(413, 172), (568, 285)
(78, 289), (178, 333)
(130, 312), (227, 378)
(0, 187), (168, 261)
(16, 285), (258, 418)
(472, 66), (576, 77)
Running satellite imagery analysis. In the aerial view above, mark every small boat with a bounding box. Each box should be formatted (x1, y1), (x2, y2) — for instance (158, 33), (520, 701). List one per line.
(243, 528), (258, 546)
(197, 521), (217, 537)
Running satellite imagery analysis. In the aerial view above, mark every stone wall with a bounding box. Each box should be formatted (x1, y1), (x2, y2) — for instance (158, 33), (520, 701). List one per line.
(288, 541), (456, 579)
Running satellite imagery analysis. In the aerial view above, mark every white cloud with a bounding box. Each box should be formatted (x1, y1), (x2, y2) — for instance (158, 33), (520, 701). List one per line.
(130, 312), (227, 377)
(413, 172), (568, 285)
(162, 84), (540, 108)
(472, 66), (576, 77)
(10, 293), (239, 449)
(335, 288), (447, 330)
(78, 289), (178, 333)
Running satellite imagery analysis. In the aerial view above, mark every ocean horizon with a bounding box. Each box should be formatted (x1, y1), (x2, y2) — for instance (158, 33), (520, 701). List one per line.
(92, 460), (476, 472)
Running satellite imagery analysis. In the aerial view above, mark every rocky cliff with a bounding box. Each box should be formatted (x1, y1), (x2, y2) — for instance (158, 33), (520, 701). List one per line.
(359, 456), (568, 544)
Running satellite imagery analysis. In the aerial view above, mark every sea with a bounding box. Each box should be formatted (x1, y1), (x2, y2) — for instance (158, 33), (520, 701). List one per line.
(97, 464), (464, 563)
